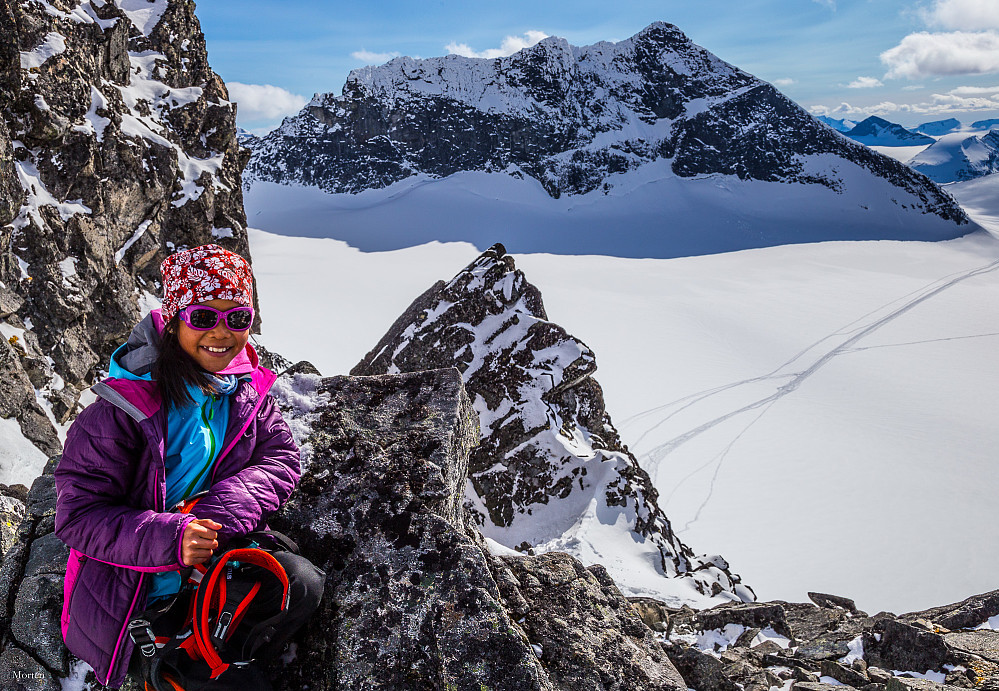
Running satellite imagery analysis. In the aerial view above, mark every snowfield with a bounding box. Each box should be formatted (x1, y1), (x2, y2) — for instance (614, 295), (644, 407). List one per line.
(246, 174), (999, 615)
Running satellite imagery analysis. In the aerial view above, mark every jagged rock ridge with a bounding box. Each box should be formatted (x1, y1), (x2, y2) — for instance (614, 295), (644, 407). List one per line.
(246, 22), (967, 231)
(352, 243), (754, 607)
(0, 0), (251, 475)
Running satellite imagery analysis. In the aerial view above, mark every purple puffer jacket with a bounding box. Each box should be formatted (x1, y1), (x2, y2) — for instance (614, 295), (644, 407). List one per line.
(54, 320), (300, 688)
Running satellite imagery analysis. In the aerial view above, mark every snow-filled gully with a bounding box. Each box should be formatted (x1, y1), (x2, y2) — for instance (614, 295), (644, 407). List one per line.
(627, 255), (999, 533)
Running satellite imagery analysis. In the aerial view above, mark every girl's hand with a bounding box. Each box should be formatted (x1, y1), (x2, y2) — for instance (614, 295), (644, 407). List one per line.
(181, 518), (222, 566)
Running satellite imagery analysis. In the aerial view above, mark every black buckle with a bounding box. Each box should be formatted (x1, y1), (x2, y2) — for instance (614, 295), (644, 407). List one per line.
(127, 619), (158, 658)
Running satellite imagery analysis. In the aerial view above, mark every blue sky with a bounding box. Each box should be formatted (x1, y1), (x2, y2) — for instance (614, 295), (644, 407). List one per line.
(197, 0), (999, 134)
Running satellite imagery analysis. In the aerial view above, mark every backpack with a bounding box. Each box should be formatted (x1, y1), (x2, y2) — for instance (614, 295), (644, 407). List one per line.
(128, 527), (300, 691)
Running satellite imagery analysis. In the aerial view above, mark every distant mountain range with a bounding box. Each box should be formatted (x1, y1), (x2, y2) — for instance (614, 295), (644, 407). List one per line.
(842, 116), (935, 146)
(245, 23), (969, 257)
(910, 130), (999, 183)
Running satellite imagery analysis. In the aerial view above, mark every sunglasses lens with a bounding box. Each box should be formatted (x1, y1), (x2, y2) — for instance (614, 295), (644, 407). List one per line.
(187, 308), (219, 330)
(225, 309), (253, 331)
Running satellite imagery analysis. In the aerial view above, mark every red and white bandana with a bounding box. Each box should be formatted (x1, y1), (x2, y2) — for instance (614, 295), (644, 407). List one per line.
(159, 244), (254, 322)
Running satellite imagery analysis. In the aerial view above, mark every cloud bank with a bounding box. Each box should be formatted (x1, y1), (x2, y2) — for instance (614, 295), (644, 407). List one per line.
(881, 30), (999, 79)
(882, 2), (999, 79)
(446, 31), (549, 59)
(227, 82), (307, 122)
(811, 83), (999, 118)
(920, 0), (999, 30)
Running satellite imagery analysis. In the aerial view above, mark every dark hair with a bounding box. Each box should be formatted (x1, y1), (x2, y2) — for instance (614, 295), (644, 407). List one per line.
(154, 316), (215, 411)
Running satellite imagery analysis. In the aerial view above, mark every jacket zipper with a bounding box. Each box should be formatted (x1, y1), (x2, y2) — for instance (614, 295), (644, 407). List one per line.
(182, 395), (218, 498)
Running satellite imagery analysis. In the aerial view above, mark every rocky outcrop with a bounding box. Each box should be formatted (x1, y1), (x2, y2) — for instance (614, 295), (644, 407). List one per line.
(352, 243), (753, 607)
(268, 367), (685, 690)
(663, 592), (999, 691)
(0, 368), (686, 690)
(0, 0), (251, 465)
(247, 22), (967, 230)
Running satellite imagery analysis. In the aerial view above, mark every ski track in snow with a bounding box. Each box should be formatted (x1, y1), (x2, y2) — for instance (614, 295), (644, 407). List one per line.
(632, 255), (999, 529)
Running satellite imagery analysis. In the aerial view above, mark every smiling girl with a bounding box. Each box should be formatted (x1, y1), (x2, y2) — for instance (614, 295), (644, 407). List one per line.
(54, 245), (322, 689)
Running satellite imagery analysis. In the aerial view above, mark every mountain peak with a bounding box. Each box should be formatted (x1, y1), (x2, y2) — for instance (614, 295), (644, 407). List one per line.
(247, 21), (969, 255)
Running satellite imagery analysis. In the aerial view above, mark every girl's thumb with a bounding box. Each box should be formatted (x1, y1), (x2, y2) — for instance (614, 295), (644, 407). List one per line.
(197, 518), (223, 530)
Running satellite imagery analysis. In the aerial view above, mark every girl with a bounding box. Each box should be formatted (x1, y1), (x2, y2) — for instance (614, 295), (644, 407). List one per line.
(55, 245), (322, 689)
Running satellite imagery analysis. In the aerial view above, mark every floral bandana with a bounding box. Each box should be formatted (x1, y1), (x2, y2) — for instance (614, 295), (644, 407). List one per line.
(160, 244), (254, 322)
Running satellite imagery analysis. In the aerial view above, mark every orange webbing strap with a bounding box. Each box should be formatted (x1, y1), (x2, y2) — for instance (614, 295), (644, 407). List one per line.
(192, 548), (291, 679)
(177, 496), (202, 514)
(145, 673), (184, 691)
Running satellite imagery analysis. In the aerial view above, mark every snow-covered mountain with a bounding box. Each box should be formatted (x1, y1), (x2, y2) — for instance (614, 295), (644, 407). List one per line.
(914, 118), (962, 136)
(972, 118), (999, 131)
(843, 116), (935, 146)
(245, 23), (969, 258)
(910, 130), (999, 183)
(815, 115), (856, 132)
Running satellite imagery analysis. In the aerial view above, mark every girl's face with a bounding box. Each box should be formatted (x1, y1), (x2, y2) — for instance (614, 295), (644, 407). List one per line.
(175, 298), (251, 373)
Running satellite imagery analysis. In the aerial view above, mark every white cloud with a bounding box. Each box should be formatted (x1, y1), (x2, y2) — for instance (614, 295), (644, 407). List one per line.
(773, 78), (796, 86)
(811, 84), (999, 119)
(351, 50), (402, 64)
(881, 30), (999, 78)
(813, 0), (836, 9)
(920, 0), (999, 30)
(902, 85), (926, 91)
(847, 76), (884, 88)
(948, 84), (999, 95)
(446, 31), (549, 59)
(226, 82), (307, 121)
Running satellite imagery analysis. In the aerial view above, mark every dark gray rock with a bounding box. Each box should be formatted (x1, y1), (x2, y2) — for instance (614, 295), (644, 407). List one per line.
(693, 602), (793, 642)
(866, 619), (950, 673)
(664, 643), (742, 691)
(795, 683), (854, 691)
(944, 630), (999, 664)
(820, 659), (870, 687)
(886, 678), (962, 691)
(810, 592), (863, 615)
(868, 667), (893, 684)
(902, 590), (999, 631)
(492, 552), (684, 690)
(352, 243), (752, 606)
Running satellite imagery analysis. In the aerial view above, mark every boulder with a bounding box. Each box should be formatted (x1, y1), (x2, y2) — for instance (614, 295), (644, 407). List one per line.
(903, 591), (999, 632)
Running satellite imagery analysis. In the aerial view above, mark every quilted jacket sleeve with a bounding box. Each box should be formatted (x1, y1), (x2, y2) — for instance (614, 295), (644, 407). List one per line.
(186, 393), (300, 545)
(54, 401), (194, 572)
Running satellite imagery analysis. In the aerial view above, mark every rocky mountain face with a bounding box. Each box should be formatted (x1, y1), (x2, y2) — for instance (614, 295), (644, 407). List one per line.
(3, 368), (999, 690)
(0, 0), (251, 468)
(844, 116), (935, 147)
(246, 22), (966, 229)
(352, 243), (753, 607)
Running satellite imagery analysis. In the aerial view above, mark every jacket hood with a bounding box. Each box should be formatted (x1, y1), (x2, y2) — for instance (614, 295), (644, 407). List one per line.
(110, 309), (260, 380)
